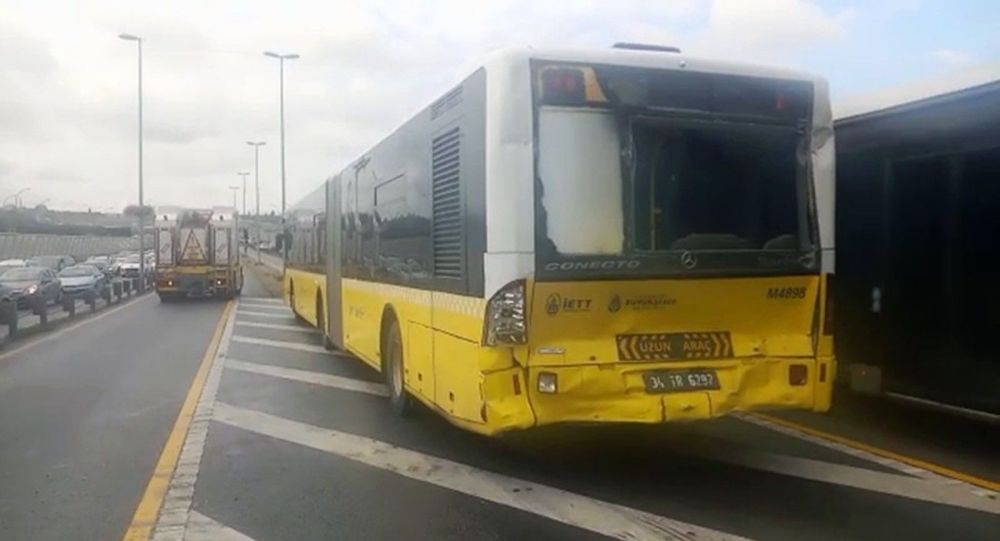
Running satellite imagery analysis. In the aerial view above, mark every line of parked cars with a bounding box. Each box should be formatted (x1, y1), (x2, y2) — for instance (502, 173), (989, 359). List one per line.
(0, 251), (154, 312)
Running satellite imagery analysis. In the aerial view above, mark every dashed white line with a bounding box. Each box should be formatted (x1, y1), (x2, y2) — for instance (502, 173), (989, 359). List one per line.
(234, 321), (317, 333)
(213, 402), (747, 541)
(226, 358), (388, 397)
(231, 335), (327, 354)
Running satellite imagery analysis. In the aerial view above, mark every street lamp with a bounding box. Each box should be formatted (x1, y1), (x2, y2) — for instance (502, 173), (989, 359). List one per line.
(237, 171), (250, 216)
(119, 32), (146, 290)
(228, 186), (240, 210)
(246, 141), (266, 262)
(5, 187), (31, 208)
(263, 50), (298, 261)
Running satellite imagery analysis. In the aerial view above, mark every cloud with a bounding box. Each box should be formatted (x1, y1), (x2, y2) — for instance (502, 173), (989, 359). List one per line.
(0, 0), (867, 212)
(0, 160), (15, 178)
(692, 0), (849, 64)
(930, 48), (975, 67)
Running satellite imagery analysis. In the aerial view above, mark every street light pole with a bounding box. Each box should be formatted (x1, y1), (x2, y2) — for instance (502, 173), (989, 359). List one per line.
(264, 51), (298, 261)
(229, 186), (240, 210)
(246, 141), (266, 263)
(237, 172), (250, 216)
(119, 32), (146, 291)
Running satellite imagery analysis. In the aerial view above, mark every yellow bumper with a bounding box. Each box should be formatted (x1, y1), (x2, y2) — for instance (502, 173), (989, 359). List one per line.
(481, 357), (834, 432)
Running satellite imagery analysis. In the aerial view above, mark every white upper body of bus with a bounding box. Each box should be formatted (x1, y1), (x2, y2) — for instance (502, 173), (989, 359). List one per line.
(477, 46), (834, 299)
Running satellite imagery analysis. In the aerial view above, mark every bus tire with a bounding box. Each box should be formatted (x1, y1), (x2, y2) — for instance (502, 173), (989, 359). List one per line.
(289, 280), (306, 324)
(383, 319), (413, 417)
(317, 294), (334, 351)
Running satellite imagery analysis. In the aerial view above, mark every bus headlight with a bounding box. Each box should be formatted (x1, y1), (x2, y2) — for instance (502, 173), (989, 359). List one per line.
(482, 279), (527, 346)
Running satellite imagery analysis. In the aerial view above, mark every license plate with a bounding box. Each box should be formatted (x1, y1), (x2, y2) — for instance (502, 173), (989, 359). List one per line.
(643, 369), (720, 394)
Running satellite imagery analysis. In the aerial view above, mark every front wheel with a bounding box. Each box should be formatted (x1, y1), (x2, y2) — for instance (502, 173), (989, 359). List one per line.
(384, 319), (414, 417)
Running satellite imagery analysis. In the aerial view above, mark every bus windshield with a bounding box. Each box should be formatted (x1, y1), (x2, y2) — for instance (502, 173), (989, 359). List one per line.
(534, 65), (817, 278)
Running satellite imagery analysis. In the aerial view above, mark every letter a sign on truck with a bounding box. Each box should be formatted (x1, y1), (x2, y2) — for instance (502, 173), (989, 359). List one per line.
(180, 228), (207, 263)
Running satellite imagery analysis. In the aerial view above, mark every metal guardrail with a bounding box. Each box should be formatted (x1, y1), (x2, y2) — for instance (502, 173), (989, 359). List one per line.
(0, 275), (152, 344)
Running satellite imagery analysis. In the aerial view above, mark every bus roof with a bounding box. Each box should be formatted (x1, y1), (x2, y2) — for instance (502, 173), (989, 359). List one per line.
(483, 46), (825, 85)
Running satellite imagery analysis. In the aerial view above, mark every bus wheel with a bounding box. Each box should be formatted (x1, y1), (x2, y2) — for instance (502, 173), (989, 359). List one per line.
(317, 295), (334, 351)
(384, 319), (413, 417)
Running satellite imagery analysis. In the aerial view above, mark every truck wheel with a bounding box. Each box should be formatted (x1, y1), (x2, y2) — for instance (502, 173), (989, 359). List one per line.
(383, 319), (414, 417)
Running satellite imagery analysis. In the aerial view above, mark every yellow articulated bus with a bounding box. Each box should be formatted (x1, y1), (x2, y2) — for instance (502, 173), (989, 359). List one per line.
(284, 44), (837, 435)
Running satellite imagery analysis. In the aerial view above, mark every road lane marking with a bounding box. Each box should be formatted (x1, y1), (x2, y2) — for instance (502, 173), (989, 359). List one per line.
(234, 321), (317, 333)
(226, 358), (388, 397)
(0, 293), (155, 363)
(239, 296), (283, 304)
(236, 303), (290, 312)
(185, 511), (258, 541)
(234, 310), (293, 319)
(674, 439), (1000, 515)
(231, 335), (327, 354)
(122, 300), (234, 541)
(741, 413), (1000, 494)
(212, 402), (747, 541)
(148, 300), (237, 541)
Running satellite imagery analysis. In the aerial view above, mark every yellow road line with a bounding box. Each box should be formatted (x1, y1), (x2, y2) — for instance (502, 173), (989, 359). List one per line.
(121, 300), (234, 541)
(754, 412), (1000, 492)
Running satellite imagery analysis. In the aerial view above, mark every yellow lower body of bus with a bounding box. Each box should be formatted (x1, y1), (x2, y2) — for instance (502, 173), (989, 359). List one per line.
(283, 267), (326, 328)
(509, 357), (834, 426)
(327, 276), (835, 437)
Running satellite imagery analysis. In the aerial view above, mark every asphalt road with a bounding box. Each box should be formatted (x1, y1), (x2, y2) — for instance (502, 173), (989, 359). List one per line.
(2, 267), (997, 541)
(0, 289), (227, 541)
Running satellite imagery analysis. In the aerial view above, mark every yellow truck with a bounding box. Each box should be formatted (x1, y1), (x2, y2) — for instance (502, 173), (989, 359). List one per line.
(153, 207), (243, 300)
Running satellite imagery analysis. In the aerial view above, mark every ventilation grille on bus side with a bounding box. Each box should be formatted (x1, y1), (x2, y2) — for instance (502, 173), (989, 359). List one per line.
(432, 127), (463, 279)
(431, 86), (463, 120)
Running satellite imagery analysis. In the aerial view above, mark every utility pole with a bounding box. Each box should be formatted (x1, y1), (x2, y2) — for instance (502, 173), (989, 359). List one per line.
(237, 171), (250, 216)
(246, 141), (266, 263)
(229, 186), (240, 209)
(119, 33), (146, 290)
(264, 51), (298, 261)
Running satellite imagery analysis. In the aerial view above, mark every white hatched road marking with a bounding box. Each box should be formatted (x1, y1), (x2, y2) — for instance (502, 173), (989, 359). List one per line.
(213, 402), (747, 541)
(220, 354), (1000, 516)
(234, 310), (294, 319)
(226, 358), (388, 397)
(231, 335), (327, 354)
(674, 439), (1000, 515)
(234, 321), (317, 333)
(734, 413), (1000, 501)
(185, 511), (257, 541)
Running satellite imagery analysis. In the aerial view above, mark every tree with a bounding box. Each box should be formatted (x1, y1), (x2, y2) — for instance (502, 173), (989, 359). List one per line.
(123, 205), (155, 221)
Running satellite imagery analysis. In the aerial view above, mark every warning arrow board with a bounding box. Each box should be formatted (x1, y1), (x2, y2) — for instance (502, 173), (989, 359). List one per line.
(616, 332), (733, 361)
(180, 228), (207, 262)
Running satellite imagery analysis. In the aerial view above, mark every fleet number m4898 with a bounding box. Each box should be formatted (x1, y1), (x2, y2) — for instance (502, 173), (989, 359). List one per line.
(766, 287), (806, 299)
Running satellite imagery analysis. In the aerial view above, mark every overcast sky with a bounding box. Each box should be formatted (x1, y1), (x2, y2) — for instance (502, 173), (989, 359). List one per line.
(1, 0), (996, 213)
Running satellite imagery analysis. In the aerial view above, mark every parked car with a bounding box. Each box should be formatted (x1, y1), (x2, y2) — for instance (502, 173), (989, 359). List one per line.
(119, 254), (143, 278)
(0, 259), (29, 275)
(83, 256), (112, 276)
(27, 255), (75, 271)
(58, 264), (107, 297)
(0, 266), (62, 309)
